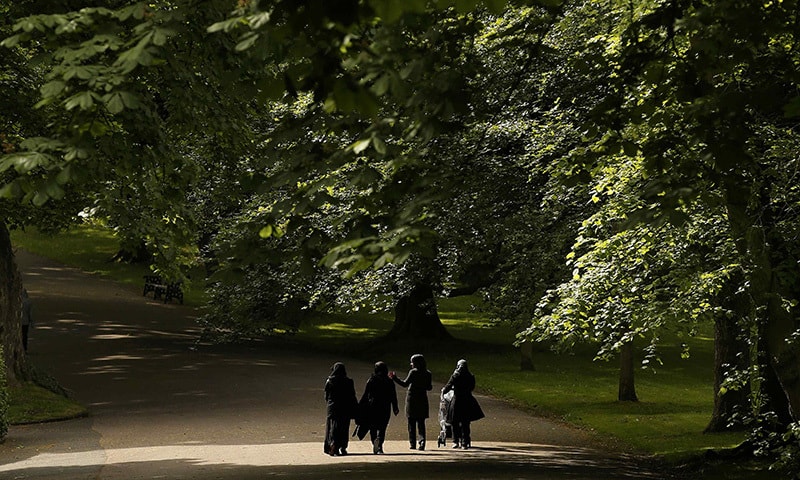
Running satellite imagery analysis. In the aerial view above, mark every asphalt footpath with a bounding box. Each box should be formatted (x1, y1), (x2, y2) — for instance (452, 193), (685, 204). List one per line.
(0, 250), (666, 479)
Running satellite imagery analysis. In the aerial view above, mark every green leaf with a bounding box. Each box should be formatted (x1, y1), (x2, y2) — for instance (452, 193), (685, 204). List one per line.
(1, 34), (22, 48)
(41, 80), (66, 98)
(120, 91), (141, 109)
(105, 92), (125, 114)
(235, 32), (259, 52)
(152, 28), (173, 46)
(4, 152), (51, 174)
(115, 33), (153, 73)
(259, 225), (274, 238)
(373, 252), (393, 268)
(89, 121), (108, 136)
(352, 138), (372, 154)
(56, 165), (73, 184)
(248, 12), (272, 29)
(372, 136), (387, 155)
(44, 180), (65, 200)
(64, 91), (96, 111)
(32, 190), (49, 207)
(371, 75), (391, 96)
(0, 182), (21, 199)
(116, 4), (148, 21)
(207, 17), (243, 33)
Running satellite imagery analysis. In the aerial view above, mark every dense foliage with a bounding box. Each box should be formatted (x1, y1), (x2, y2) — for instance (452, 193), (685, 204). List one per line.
(2, 0), (800, 473)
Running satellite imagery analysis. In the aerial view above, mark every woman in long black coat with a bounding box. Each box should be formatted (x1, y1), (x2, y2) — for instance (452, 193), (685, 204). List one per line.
(441, 359), (484, 449)
(324, 362), (358, 456)
(358, 361), (400, 454)
(390, 354), (432, 450)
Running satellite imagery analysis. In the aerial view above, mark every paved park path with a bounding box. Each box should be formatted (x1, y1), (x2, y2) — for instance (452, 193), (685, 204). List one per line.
(0, 250), (668, 479)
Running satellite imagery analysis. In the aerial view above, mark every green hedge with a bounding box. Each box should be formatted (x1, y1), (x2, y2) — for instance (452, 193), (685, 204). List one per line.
(0, 345), (9, 440)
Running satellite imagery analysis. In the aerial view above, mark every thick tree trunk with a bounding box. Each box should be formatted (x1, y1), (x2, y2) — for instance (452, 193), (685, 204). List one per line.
(389, 284), (451, 340)
(761, 306), (800, 422)
(705, 315), (751, 432)
(725, 181), (800, 422)
(618, 339), (638, 402)
(759, 341), (795, 428)
(0, 221), (28, 384)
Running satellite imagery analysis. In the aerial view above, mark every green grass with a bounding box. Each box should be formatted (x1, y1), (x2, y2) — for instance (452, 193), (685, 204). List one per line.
(296, 293), (745, 459)
(8, 383), (87, 424)
(11, 223), (207, 305)
(9, 224), (747, 464)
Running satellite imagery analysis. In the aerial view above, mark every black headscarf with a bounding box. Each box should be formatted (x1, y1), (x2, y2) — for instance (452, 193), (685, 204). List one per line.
(410, 354), (426, 370)
(373, 361), (389, 378)
(330, 362), (347, 378)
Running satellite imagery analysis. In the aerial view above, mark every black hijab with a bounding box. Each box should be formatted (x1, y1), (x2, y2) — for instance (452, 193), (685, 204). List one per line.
(373, 361), (389, 378)
(329, 362), (347, 378)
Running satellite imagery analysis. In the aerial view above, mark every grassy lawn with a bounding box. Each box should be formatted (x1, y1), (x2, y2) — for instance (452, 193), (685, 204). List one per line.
(11, 224), (207, 305)
(9, 223), (746, 463)
(8, 383), (87, 424)
(300, 300), (745, 459)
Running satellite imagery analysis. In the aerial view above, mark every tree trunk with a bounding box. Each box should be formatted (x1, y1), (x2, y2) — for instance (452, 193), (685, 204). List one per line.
(389, 284), (451, 340)
(724, 180), (800, 422)
(112, 238), (150, 263)
(761, 305), (800, 422)
(759, 340), (795, 428)
(705, 315), (751, 432)
(520, 339), (535, 371)
(0, 221), (28, 384)
(618, 339), (638, 402)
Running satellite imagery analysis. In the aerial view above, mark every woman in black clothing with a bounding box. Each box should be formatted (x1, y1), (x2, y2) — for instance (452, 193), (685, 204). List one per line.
(441, 359), (484, 449)
(324, 362), (358, 456)
(359, 361), (400, 454)
(390, 354), (432, 450)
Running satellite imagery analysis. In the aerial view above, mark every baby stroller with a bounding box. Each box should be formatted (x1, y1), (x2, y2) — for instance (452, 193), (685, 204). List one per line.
(437, 390), (454, 447)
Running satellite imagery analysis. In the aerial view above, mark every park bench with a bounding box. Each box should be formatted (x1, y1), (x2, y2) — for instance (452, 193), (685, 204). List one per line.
(142, 275), (184, 304)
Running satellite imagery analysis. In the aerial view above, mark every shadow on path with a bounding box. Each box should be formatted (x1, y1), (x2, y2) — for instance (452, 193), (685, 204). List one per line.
(0, 441), (660, 480)
(1, 250), (667, 479)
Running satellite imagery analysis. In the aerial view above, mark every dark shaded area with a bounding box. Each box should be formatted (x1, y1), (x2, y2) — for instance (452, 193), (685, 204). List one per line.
(2, 250), (770, 480)
(1, 444), (662, 480)
(389, 284), (451, 341)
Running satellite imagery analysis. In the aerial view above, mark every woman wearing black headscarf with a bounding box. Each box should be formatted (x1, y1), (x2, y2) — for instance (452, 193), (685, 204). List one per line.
(390, 354), (432, 450)
(358, 361), (400, 454)
(441, 359), (484, 449)
(324, 362), (358, 456)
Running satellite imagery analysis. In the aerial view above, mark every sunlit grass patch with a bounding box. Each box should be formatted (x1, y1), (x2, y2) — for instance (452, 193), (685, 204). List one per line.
(8, 383), (87, 424)
(12, 223), (206, 305)
(299, 311), (393, 352)
(315, 322), (383, 336)
(438, 295), (516, 345)
(10, 225), (750, 464)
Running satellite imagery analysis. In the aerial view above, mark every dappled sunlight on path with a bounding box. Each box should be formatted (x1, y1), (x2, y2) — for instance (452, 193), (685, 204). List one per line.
(0, 441), (658, 479)
(1, 250), (667, 479)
